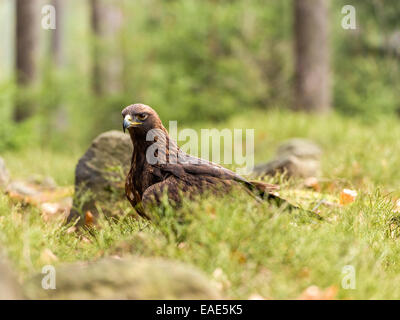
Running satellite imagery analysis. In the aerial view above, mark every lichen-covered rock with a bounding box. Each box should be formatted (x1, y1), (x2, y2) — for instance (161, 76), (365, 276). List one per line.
(253, 138), (322, 178)
(0, 254), (24, 300)
(24, 257), (221, 300)
(275, 138), (322, 160)
(0, 157), (10, 189)
(67, 131), (133, 223)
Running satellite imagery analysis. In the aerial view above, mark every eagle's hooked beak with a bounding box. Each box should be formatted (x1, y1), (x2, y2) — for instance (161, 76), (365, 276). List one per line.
(123, 115), (142, 132)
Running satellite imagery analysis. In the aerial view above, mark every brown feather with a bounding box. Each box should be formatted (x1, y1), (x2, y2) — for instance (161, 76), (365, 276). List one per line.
(122, 104), (303, 219)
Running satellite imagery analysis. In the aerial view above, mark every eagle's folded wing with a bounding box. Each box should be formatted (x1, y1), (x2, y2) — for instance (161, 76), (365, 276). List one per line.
(155, 151), (276, 197)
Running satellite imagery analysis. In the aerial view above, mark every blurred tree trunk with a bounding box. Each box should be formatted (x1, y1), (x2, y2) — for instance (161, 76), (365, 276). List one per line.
(14, 0), (39, 122)
(49, 0), (68, 135)
(90, 0), (123, 95)
(294, 0), (331, 113)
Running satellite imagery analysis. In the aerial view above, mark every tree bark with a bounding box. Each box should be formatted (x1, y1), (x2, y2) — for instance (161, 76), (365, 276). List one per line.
(294, 0), (331, 113)
(15, 0), (39, 122)
(90, 0), (124, 95)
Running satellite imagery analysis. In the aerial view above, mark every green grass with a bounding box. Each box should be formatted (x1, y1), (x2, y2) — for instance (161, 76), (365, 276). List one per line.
(2, 148), (82, 186)
(2, 109), (400, 299)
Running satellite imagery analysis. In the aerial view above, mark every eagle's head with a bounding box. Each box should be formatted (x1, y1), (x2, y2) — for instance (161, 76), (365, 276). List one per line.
(122, 104), (163, 136)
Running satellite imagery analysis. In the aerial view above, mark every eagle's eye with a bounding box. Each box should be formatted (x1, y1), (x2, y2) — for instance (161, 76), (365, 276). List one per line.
(137, 113), (148, 121)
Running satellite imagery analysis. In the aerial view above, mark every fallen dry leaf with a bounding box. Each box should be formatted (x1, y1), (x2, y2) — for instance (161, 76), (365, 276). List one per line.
(85, 211), (94, 225)
(340, 189), (357, 205)
(41, 202), (60, 215)
(304, 177), (320, 192)
(298, 285), (338, 300)
(7, 182), (73, 221)
(41, 202), (64, 222)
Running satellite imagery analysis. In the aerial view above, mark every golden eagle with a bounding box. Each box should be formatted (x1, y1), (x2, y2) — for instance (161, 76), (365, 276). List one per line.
(122, 104), (299, 219)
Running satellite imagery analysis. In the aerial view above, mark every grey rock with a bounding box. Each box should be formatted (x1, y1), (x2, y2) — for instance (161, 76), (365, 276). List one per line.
(275, 138), (322, 159)
(0, 157), (10, 188)
(24, 257), (221, 300)
(253, 138), (322, 178)
(0, 254), (24, 300)
(68, 131), (133, 223)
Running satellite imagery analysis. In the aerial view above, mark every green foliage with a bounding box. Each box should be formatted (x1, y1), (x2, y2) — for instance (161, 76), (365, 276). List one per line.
(333, 0), (400, 118)
(1, 0), (399, 152)
(119, 0), (293, 123)
(2, 148), (79, 186)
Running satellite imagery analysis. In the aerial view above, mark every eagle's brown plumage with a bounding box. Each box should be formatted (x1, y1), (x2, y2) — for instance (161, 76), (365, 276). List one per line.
(122, 104), (297, 218)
